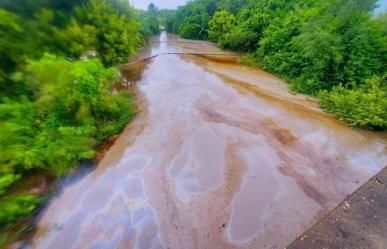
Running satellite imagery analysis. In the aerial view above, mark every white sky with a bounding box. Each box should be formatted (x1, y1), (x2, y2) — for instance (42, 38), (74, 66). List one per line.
(129, 0), (387, 12)
(129, 0), (188, 10)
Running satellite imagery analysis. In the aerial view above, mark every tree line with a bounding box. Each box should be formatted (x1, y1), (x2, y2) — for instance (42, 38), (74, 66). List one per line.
(166, 0), (387, 130)
(0, 0), (160, 243)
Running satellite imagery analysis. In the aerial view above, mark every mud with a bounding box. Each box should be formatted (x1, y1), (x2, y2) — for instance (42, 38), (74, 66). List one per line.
(29, 32), (387, 249)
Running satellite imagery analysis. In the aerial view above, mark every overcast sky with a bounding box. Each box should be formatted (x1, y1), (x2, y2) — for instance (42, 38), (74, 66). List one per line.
(129, 0), (387, 11)
(129, 0), (188, 10)
(376, 0), (387, 13)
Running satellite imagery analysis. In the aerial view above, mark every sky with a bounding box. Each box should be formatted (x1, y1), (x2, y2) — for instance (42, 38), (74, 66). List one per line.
(129, 0), (188, 10)
(129, 0), (387, 11)
(376, 0), (387, 13)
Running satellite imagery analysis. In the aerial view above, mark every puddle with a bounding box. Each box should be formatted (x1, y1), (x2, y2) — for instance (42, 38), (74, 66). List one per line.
(227, 143), (280, 243)
(168, 125), (226, 203)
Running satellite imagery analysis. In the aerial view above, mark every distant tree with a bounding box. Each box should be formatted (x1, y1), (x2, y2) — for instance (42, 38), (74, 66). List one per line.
(147, 3), (158, 15)
(139, 3), (161, 37)
(179, 13), (210, 39)
(216, 0), (247, 14)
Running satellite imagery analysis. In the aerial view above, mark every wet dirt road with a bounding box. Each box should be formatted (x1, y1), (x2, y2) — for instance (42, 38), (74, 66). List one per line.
(30, 32), (387, 249)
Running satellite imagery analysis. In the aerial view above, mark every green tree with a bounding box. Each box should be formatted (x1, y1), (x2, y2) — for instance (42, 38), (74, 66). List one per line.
(0, 9), (25, 77)
(0, 0), (144, 237)
(216, 0), (247, 14)
(139, 3), (161, 37)
(76, 0), (142, 66)
(166, 0), (217, 39)
(179, 13), (210, 39)
(208, 11), (235, 42)
(147, 3), (158, 15)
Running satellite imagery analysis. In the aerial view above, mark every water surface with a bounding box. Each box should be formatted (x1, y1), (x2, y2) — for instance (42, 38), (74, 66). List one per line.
(30, 32), (387, 249)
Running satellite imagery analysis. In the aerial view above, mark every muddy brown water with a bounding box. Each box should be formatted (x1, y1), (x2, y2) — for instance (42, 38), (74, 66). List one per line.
(28, 32), (387, 249)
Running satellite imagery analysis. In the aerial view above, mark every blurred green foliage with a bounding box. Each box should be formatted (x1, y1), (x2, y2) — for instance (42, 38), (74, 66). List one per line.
(0, 0), (145, 236)
(139, 3), (161, 38)
(166, 0), (217, 40)
(208, 11), (235, 42)
(167, 0), (387, 130)
(76, 0), (142, 66)
(0, 55), (135, 230)
(0, 195), (40, 227)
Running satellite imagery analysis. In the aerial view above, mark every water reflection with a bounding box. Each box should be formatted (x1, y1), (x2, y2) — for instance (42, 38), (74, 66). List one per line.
(30, 31), (387, 249)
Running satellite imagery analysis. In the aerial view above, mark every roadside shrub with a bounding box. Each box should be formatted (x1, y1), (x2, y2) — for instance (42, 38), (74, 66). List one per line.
(0, 195), (40, 228)
(319, 76), (387, 130)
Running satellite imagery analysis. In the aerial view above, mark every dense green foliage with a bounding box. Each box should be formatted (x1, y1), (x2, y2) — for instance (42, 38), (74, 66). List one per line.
(76, 0), (142, 66)
(1, 55), (134, 175)
(0, 0), (148, 237)
(208, 11), (235, 42)
(0, 195), (39, 227)
(139, 3), (161, 38)
(319, 76), (387, 129)
(166, 0), (217, 39)
(167, 0), (387, 130)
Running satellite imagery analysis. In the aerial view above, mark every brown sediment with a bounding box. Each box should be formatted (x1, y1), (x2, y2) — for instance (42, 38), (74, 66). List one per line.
(194, 54), (241, 64)
(145, 136), (247, 249)
(261, 118), (298, 146)
(185, 54), (325, 116)
(186, 53), (387, 145)
(120, 60), (150, 84)
(278, 162), (329, 207)
(6, 173), (54, 197)
(28, 32), (387, 249)
(196, 101), (351, 206)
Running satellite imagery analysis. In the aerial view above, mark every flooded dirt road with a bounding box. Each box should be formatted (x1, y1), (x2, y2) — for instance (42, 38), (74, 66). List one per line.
(30, 32), (387, 249)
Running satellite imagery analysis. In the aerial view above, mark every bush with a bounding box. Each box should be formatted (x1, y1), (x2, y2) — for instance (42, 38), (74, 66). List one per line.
(179, 13), (210, 40)
(220, 29), (259, 52)
(76, 0), (142, 66)
(319, 76), (387, 130)
(9, 54), (134, 173)
(208, 11), (235, 42)
(0, 195), (40, 228)
(0, 55), (135, 229)
(0, 0), (141, 239)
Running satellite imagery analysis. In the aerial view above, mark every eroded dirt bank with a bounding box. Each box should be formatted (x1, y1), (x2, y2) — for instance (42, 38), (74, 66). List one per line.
(29, 32), (387, 249)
